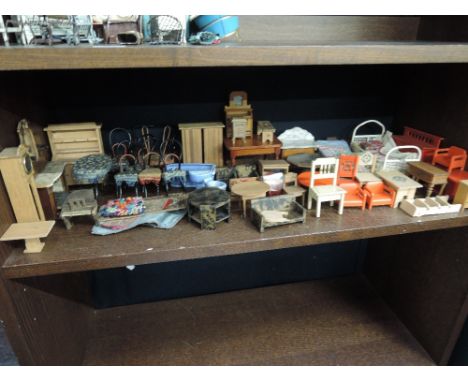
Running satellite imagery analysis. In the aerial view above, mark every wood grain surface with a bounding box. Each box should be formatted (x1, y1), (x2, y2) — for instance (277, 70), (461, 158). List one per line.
(2, 43), (468, 71)
(2, 207), (468, 279)
(83, 275), (433, 365)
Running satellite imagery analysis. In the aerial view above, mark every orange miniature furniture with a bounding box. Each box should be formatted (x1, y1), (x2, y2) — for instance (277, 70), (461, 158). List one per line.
(338, 154), (359, 185)
(298, 171), (332, 187)
(393, 127), (444, 162)
(431, 146), (467, 174)
(339, 182), (367, 210)
(363, 181), (396, 210)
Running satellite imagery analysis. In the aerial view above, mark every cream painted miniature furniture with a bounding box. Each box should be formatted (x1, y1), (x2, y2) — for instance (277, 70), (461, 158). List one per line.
(0, 221), (55, 253)
(258, 159), (290, 176)
(283, 172), (306, 206)
(377, 170), (423, 208)
(231, 180), (270, 218)
(355, 172), (381, 186)
(232, 117), (248, 144)
(453, 180), (468, 212)
(307, 157), (346, 218)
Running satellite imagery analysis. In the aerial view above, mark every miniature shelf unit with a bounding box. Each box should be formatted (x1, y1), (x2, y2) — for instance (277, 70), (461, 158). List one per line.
(1, 16), (468, 366)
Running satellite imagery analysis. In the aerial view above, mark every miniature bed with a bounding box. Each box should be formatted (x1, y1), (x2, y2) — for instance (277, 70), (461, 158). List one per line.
(392, 127), (444, 162)
(350, 120), (422, 173)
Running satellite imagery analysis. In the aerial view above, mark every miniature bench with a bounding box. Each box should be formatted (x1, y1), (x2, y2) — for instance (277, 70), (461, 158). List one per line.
(393, 127), (444, 162)
(0, 221), (55, 253)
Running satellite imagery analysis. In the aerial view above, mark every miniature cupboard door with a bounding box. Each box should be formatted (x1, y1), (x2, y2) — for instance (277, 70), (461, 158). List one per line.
(203, 127), (224, 167)
(181, 128), (203, 163)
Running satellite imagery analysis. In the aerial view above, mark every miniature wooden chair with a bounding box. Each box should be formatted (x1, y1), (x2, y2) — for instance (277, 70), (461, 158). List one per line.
(338, 154), (360, 185)
(363, 181), (396, 210)
(339, 182), (367, 210)
(431, 146), (467, 174)
(283, 172), (306, 206)
(307, 157), (346, 217)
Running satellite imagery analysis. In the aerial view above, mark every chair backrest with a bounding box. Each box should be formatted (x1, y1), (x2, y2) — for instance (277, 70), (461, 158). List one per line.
(448, 146), (467, 156)
(284, 172), (297, 187)
(364, 181), (384, 193)
(338, 154), (359, 179)
(310, 157), (339, 188)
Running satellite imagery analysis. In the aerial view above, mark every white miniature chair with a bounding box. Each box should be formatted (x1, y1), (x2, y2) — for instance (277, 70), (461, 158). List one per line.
(307, 157), (347, 217)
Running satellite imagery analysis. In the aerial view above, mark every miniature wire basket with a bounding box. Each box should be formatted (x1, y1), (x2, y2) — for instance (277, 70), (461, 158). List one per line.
(147, 15), (183, 45)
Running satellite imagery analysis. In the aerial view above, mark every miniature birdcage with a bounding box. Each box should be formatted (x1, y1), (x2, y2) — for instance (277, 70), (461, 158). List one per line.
(143, 15), (184, 44)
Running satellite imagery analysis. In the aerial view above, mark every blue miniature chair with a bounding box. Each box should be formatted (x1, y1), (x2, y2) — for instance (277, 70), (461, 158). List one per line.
(114, 154), (140, 198)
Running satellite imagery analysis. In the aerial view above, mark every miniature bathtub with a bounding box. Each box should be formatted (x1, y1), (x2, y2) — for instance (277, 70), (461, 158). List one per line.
(165, 163), (216, 189)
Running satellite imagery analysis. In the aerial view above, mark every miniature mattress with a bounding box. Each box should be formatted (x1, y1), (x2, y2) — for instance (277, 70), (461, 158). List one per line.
(315, 140), (353, 157)
(277, 127), (315, 149)
(73, 154), (113, 184)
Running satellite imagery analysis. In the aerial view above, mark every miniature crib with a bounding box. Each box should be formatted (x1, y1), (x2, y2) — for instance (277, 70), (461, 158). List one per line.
(351, 120), (422, 174)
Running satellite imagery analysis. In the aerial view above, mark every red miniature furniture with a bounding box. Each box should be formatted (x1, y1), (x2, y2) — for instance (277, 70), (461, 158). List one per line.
(298, 171), (332, 187)
(339, 182), (367, 210)
(431, 146), (467, 174)
(363, 182), (396, 210)
(393, 127), (444, 162)
(338, 154), (359, 185)
(445, 170), (468, 199)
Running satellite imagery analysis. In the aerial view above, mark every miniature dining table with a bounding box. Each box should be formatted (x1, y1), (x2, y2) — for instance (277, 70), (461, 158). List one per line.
(231, 180), (270, 218)
(406, 161), (449, 197)
(224, 136), (282, 166)
(377, 170), (424, 208)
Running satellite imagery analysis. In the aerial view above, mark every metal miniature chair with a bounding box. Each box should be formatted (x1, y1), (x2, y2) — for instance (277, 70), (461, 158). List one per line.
(138, 151), (162, 197)
(114, 154), (140, 198)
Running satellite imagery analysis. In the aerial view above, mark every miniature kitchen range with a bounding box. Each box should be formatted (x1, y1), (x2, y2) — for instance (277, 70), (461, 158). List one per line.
(1, 91), (467, 254)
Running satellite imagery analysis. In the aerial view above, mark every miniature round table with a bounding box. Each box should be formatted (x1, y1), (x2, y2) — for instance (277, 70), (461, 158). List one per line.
(187, 187), (231, 230)
(231, 180), (270, 218)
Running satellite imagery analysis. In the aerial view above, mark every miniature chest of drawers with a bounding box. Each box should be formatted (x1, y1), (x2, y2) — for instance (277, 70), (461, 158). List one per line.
(453, 180), (468, 211)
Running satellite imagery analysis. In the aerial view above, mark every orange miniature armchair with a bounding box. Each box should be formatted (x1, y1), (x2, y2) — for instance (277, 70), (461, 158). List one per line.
(339, 182), (367, 210)
(363, 182), (396, 210)
(432, 146), (467, 174)
(338, 154), (359, 185)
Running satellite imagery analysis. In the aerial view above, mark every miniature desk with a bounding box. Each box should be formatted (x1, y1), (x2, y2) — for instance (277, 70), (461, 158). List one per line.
(355, 172), (382, 186)
(187, 187), (231, 230)
(0, 221), (55, 253)
(407, 161), (449, 197)
(378, 170), (423, 208)
(224, 136), (282, 166)
(231, 180), (270, 218)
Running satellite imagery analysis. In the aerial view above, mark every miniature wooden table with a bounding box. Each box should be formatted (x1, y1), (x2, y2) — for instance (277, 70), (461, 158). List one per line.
(258, 159), (290, 176)
(407, 161), (449, 197)
(231, 180), (270, 218)
(378, 170), (423, 208)
(224, 136), (282, 166)
(187, 187), (231, 230)
(355, 172), (382, 186)
(0, 221), (55, 253)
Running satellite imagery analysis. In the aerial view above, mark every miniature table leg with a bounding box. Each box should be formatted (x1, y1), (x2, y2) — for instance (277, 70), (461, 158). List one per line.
(439, 182), (447, 196)
(24, 238), (45, 254)
(241, 198), (247, 218)
(316, 197), (322, 218)
(426, 183), (435, 197)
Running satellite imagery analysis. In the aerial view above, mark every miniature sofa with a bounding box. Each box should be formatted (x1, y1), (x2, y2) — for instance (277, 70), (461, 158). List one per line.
(431, 146), (467, 174)
(392, 127), (444, 162)
(363, 182), (396, 209)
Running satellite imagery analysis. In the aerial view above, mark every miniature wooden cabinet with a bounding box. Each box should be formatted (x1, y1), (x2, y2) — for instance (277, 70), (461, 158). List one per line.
(179, 122), (224, 167)
(453, 180), (468, 212)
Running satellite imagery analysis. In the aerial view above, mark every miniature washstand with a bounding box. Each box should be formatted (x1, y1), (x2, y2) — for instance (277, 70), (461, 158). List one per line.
(225, 91), (253, 140)
(187, 187), (231, 230)
(256, 121), (276, 144)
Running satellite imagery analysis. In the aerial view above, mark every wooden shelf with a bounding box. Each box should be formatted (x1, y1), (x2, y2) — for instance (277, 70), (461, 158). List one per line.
(2, 42), (468, 71)
(2, 207), (468, 279)
(82, 275), (434, 365)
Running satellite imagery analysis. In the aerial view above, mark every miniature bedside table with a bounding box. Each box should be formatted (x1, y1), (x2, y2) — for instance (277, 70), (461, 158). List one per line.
(231, 180), (270, 218)
(378, 170), (423, 208)
(406, 161), (449, 197)
(224, 136), (282, 166)
(355, 172), (382, 186)
(453, 180), (468, 212)
(187, 187), (231, 230)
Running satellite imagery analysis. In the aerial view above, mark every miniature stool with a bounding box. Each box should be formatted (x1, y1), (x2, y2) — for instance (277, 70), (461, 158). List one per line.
(60, 189), (98, 229)
(231, 180), (270, 218)
(187, 187), (231, 230)
(0, 221), (55, 253)
(257, 121), (276, 144)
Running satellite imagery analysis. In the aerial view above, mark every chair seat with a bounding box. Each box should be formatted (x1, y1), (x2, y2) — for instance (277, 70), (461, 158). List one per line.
(370, 193), (393, 203)
(297, 171), (332, 187)
(311, 185), (346, 197)
(284, 185), (306, 197)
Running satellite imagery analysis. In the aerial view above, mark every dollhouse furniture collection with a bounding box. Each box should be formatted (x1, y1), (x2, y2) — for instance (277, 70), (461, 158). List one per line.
(2, 17), (468, 367)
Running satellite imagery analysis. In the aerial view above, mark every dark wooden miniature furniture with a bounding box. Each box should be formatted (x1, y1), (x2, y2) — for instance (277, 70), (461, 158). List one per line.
(224, 136), (282, 166)
(1, 16), (468, 367)
(187, 187), (231, 230)
(407, 161), (449, 197)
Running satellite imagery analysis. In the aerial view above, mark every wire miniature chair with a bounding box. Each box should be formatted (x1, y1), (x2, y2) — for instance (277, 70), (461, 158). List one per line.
(114, 154), (140, 198)
(138, 151), (162, 197)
